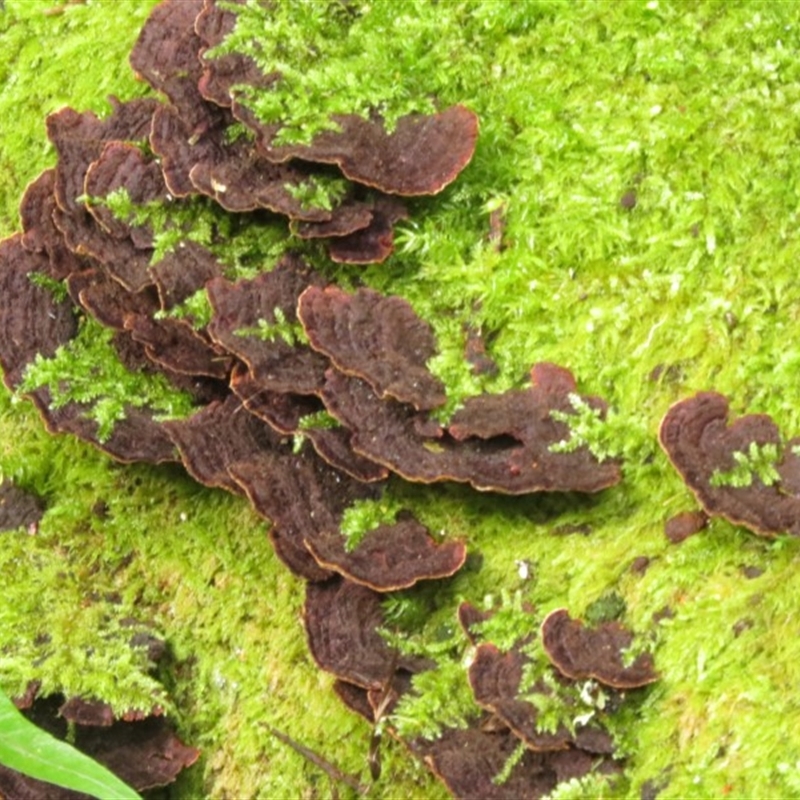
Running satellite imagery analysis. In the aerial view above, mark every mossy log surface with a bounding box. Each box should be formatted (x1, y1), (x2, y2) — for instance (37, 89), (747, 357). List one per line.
(3, 1), (800, 798)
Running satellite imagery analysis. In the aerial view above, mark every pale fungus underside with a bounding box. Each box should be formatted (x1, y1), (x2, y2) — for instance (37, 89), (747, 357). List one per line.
(4, 1), (800, 798)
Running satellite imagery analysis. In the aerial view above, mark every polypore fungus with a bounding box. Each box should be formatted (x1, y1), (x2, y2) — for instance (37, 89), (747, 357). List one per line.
(540, 609), (657, 690)
(659, 392), (800, 537)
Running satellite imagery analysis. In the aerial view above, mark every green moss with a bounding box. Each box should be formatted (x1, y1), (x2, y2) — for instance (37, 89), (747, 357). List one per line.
(709, 441), (781, 488)
(18, 319), (195, 442)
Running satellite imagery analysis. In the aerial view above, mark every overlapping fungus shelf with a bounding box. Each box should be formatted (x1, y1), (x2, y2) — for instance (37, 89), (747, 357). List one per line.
(0, 0), (652, 796)
(321, 362), (622, 494)
(540, 609), (658, 690)
(660, 392), (800, 537)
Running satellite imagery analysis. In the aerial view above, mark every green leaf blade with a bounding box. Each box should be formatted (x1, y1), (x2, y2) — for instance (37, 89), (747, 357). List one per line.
(0, 691), (141, 800)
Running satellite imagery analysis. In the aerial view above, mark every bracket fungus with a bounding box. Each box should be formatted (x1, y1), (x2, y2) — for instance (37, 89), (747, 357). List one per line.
(660, 392), (800, 537)
(321, 363), (621, 494)
(541, 609), (657, 690)
(0, 1), (649, 796)
(298, 285), (446, 410)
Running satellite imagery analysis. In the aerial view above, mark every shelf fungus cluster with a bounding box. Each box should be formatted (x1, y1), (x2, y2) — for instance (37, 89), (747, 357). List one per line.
(333, 601), (656, 800)
(0, 0), (635, 797)
(660, 392), (800, 537)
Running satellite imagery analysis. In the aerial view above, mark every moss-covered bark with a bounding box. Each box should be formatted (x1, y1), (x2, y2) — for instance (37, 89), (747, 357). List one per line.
(3, 1), (800, 797)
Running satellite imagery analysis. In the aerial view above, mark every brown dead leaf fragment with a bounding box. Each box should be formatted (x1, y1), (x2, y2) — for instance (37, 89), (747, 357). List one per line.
(303, 577), (431, 688)
(0, 235), (78, 390)
(206, 254), (330, 394)
(163, 393), (283, 493)
(130, 0), (220, 135)
(298, 285), (446, 410)
(84, 142), (168, 249)
(235, 101), (480, 196)
(321, 364), (621, 494)
(541, 609), (657, 690)
(0, 481), (44, 532)
(659, 392), (800, 537)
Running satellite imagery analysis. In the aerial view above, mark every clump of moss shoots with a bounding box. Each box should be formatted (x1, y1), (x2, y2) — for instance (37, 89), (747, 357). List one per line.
(5, 1), (800, 797)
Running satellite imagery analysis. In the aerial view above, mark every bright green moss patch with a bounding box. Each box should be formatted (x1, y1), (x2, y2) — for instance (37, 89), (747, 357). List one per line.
(18, 318), (195, 442)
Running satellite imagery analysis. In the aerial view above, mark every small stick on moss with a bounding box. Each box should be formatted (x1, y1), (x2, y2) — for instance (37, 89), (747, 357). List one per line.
(267, 726), (369, 795)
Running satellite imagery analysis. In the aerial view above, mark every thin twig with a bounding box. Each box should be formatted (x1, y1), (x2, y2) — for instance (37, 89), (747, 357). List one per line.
(268, 725), (370, 795)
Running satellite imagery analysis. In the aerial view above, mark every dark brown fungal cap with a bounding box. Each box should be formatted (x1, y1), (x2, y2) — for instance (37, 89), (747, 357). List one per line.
(239, 103), (480, 197)
(468, 643), (575, 752)
(305, 511), (467, 592)
(130, 0), (220, 134)
(458, 601), (494, 645)
(659, 392), (800, 537)
(291, 201), (374, 240)
(67, 268), (159, 331)
(84, 142), (168, 249)
(148, 102), (225, 198)
(268, 525), (333, 582)
(74, 714), (199, 792)
(321, 364), (621, 494)
(410, 725), (614, 800)
(333, 679), (375, 723)
(206, 255), (329, 394)
(53, 208), (155, 294)
(46, 98), (160, 214)
(303, 577), (431, 689)
(19, 169), (86, 279)
(0, 481), (45, 532)
(298, 285), (446, 410)
(30, 391), (180, 465)
(163, 393), (283, 493)
(469, 644), (615, 756)
(148, 241), (224, 311)
(0, 235), (78, 390)
(229, 439), (459, 590)
(0, 707), (198, 798)
(196, 0), (279, 109)
(303, 426), (390, 483)
(59, 697), (117, 727)
(124, 314), (232, 380)
(230, 365), (388, 482)
(540, 609), (658, 690)
(325, 194), (408, 264)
